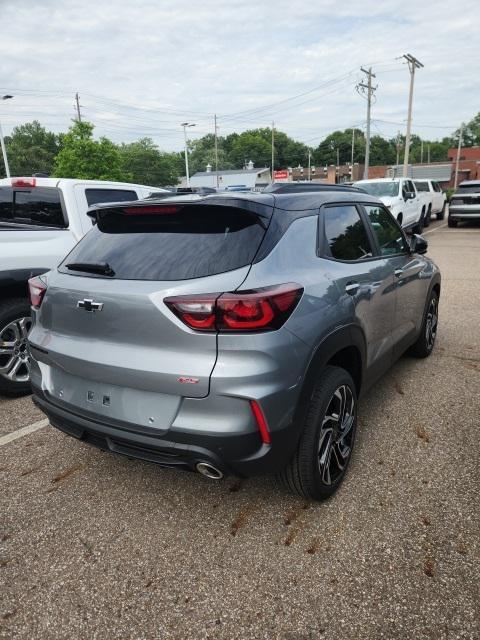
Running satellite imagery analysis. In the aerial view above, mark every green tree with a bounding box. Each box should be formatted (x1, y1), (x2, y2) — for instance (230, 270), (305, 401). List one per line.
(187, 133), (233, 175)
(314, 129), (365, 167)
(53, 120), (125, 181)
(119, 137), (182, 186)
(0, 120), (59, 177)
(453, 112), (480, 147)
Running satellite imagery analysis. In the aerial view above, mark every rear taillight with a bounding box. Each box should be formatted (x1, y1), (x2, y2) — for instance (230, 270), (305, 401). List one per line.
(28, 276), (47, 309)
(165, 283), (303, 333)
(12, 177), (36, 188)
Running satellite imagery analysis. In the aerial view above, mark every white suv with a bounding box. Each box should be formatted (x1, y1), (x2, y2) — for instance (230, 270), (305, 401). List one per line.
(354, 178), (424, 232)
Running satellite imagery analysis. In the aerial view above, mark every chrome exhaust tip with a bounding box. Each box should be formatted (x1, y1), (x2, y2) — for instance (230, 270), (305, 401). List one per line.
(196, 462), (224, 480)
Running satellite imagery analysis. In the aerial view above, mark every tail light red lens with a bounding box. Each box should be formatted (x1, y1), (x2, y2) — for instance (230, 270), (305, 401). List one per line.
(250, 400), (271, 445)
(28, 276), (47, 309)
(12, 177), (36, 188)
(164, 283), (303, 333)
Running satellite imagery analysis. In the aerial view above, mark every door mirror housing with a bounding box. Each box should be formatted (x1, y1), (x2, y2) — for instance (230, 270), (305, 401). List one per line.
(410, 233), (428, 254)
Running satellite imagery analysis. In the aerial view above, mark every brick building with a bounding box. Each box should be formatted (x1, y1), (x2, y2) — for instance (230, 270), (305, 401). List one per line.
(447, 146), (480, 182)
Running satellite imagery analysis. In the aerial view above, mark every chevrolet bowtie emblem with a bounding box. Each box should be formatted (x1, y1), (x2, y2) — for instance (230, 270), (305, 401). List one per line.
(77, 299), (104, 312)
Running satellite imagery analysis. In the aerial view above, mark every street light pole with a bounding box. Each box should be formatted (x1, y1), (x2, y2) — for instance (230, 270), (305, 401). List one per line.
(0, 95), (13, 179)
(181, 122), (195, 187)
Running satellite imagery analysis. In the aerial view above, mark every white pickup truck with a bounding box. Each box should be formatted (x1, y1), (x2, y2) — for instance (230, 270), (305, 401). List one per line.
(354, 178), (426, 232)
(413, 179), (447, 222)
(0, 176), (162, 395)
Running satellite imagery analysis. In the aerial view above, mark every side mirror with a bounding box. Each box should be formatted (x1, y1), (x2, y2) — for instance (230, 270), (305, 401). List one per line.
(410, 233), (428, 254)
(407, 191), (416, 199)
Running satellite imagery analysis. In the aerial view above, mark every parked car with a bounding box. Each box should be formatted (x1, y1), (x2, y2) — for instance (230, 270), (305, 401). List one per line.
(414, 180), (447, 222)
(354, 178), (426, 233)
(0, 177), (162, 395)
(28, 185), (440, 501)
(448, 180), (480, 227)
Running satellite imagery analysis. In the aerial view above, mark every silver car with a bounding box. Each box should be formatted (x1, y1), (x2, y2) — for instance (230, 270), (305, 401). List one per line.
(28, 185), (441, 501)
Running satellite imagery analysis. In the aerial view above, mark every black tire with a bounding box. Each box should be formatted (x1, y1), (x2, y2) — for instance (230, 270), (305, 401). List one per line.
(409, 290), (439, 359)
(424, 206), (431, 228)
(448, 216), (458, 228)
(277, 366), (357, 501)
(0, 298), (32, 397)
(437, 202), (445, 220)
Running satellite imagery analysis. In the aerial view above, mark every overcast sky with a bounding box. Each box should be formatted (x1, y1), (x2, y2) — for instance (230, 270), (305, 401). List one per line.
(1, 0), (479, 153)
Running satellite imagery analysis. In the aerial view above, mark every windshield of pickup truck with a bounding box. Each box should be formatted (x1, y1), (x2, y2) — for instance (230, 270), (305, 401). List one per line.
(357, 182), (399, 197)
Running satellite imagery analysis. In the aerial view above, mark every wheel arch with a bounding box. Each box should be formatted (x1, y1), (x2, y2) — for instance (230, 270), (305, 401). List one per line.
(293, 325), (366, 429)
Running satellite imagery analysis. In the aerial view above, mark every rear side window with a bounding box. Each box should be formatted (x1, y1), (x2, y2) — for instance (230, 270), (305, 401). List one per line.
(415, 182), (429, 192)
(60, 205), (267, 281)
(0, 187), (66, 227)
(85, 189), (138, 206)
(323, 205), (373, 261)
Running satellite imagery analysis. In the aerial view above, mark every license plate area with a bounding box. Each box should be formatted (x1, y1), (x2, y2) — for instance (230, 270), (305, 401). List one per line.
(44, 366), (181, 431)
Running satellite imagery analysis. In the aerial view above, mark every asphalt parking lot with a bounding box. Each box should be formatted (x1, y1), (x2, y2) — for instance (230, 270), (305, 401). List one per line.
(1, 219), (479, 640)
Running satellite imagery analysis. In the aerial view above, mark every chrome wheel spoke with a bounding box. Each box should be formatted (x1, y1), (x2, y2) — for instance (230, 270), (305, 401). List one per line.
(0, 340), (16, 355)
(331, 442), (348, 471)
(317, 383), (356, 486)
(0, 355), (16, 373)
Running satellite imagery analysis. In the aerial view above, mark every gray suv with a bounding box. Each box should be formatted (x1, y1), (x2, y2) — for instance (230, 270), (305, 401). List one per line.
(28, 185), (441, 501)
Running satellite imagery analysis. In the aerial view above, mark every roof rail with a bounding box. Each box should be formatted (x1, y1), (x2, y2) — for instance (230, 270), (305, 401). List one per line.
(264, 182), (366, 194)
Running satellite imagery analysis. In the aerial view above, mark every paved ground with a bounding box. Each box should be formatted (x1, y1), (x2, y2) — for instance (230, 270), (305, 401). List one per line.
(1, 219), (479, 640)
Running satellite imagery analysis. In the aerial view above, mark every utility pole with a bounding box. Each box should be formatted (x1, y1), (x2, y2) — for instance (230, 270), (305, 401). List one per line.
(358, 67), (376, 179)
(214, 114), (219, 189)
(75, 93), (82, 122)
(454, 124), (464, 189)
(308, 150), (311, 182)
(402, 54), (424, 177)
(395, 131), (402, 169)
(420, 138), (424, 164)
(0, 95), (13, 178)
(181, 122), (195, 187)
(271, 121), (275, 179)
(351, 128), (355, 173)
(427, 144), (430, 164)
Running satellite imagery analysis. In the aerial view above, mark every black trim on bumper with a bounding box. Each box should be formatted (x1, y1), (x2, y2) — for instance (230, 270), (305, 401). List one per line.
(32, 389), (296, 477)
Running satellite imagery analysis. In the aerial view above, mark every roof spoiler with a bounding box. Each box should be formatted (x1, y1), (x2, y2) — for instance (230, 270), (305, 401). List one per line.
(86, 196), (274, 226)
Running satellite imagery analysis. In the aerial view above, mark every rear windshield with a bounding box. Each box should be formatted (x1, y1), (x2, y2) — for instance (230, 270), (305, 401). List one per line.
(456, 184), (480, 194)
(357, 182), (399, 197)
(0, 187), (66, 227)
(59, 205), (267, 281)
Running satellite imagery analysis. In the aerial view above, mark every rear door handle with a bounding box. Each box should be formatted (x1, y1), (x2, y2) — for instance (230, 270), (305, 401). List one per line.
(394, 269), (403, 278)
(345, 282), (359, 295)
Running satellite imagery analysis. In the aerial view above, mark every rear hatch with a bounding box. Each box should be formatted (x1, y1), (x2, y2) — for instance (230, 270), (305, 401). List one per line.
(450, 184), (480, 209)
(29, 197), (272, 429)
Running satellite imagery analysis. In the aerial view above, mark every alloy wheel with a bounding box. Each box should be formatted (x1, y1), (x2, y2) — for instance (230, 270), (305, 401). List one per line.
(0, 317), (32, 383)
(317, 384), (355, 485)
(425, 297), (438, 351)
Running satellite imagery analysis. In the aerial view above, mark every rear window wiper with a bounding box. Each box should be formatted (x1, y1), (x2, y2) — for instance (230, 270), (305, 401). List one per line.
(65, 262), (115, 277)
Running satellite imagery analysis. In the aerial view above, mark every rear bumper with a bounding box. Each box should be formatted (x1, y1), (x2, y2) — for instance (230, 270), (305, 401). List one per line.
(32, 387), (297, 478)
